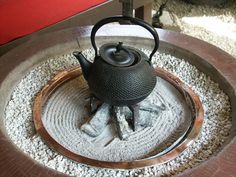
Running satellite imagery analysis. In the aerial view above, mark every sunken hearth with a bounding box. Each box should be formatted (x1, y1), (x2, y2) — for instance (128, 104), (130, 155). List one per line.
(34, 65), (202, 164)
(1, 26), (235, 177)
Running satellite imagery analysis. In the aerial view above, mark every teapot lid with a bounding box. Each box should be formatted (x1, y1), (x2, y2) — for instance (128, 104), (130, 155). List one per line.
(99, 42), (135, 67)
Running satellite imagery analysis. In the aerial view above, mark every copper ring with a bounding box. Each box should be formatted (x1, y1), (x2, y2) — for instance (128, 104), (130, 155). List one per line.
(33, 66), (204, 169)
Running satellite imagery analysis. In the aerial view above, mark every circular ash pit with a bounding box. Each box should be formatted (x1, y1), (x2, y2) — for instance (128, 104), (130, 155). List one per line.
(4, 48), (231, 176)
(42, 73), (192, 162)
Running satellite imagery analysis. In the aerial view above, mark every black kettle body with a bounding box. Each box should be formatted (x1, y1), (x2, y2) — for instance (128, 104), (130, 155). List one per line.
(73, 16), (159, 106)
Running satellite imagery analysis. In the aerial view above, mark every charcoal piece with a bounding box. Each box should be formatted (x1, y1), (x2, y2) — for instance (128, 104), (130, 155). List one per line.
(111, 106), (133, 140)
(80, 103), (110, 137)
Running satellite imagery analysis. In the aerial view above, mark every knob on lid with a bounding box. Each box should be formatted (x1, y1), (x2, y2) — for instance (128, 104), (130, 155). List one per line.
(99, 42), (135, 67)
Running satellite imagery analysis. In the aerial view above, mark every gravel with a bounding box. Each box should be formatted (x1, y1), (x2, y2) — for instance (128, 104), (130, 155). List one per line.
(4, 48), (231, 177)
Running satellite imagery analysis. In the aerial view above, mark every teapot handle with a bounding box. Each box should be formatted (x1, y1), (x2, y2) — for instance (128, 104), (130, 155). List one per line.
(91, 16), (159, 62)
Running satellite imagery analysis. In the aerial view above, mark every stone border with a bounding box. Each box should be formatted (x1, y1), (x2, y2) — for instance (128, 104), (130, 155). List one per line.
(0, 26), (235, 176)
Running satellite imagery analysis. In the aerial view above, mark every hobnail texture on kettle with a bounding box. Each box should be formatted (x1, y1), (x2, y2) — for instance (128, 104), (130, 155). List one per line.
(73, 16), (160, 106)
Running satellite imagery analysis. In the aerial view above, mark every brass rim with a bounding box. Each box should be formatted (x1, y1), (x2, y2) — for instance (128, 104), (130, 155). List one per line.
(33, 66), (204, 169)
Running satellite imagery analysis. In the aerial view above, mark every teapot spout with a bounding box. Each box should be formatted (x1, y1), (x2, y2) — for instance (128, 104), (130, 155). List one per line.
(73, 51), (92, 80)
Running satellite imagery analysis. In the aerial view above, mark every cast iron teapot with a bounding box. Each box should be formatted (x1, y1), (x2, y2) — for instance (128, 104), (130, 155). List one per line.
(73, 16), (159, 106)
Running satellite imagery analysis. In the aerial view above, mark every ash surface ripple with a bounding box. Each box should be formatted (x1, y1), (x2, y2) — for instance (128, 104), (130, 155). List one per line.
(42, 74), (190, 162)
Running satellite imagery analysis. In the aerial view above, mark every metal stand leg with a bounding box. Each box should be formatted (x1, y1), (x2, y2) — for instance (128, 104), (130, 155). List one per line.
(90, 95), (102, 114)
(128, 105), (140, 131)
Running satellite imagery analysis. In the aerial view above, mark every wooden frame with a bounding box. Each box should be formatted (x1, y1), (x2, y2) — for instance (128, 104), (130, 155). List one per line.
(0, 26), (235, 176)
